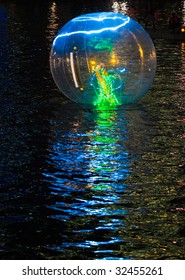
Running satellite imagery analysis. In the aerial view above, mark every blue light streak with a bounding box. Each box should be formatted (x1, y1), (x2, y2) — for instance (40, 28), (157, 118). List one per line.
(71, 14), (128, 23)
(53, 15), (130, 46)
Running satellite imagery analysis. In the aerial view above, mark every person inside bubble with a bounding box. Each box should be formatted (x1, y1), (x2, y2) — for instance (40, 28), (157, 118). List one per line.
(94, 63), (120, 106)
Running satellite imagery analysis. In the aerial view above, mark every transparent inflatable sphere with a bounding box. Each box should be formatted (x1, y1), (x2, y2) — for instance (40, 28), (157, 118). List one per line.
(50, 12), (156, 107)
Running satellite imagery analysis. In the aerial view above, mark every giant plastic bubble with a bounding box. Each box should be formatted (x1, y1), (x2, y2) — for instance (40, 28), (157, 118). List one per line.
(50, 12), (156, 107)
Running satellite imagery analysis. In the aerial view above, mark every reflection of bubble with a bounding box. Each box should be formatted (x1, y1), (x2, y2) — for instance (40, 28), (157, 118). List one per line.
(43, 106), (130, 259)
(50, 12), (156, 107)
(85, 110), (130, 192)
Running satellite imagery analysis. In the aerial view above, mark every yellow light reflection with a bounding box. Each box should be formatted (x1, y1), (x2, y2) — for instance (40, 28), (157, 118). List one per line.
(150, 50), (156, 59)
(89, 59), (97, 72)
(47, 2), (59, 42)
(130, 31), (144, 65)
(110, 50), (119, 66)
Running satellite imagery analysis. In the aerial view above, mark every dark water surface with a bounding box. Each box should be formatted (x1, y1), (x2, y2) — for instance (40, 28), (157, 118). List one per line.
(0, 0), (185, 259)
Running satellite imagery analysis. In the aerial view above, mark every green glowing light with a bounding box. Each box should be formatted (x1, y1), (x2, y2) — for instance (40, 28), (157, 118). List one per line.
(93, 135), (117, 145)
(88, 37), (113, 51)
(93, 65), (121, 109)
(90, 184), (112, 191)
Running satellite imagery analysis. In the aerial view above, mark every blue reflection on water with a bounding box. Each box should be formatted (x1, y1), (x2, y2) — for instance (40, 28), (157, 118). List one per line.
(43, 107), (130, 258)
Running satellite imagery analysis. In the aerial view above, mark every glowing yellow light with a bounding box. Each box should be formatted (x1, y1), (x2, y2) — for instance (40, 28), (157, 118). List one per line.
(150, 50), (155, 58)
(130, 31), (144, 65)
(80, 87), (84, 91)
(110, 52), (119, 65)
(111, 58), (116, 64)
(73, 46), (77, 50)
(135, 41), (144, 61)
(181, 28), (185, 33)
(90, 60), (96, 65)
(89, 59), (97, 72)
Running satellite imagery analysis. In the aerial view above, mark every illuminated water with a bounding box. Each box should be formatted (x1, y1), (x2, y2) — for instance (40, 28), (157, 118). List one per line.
(0, 0), (185, 260)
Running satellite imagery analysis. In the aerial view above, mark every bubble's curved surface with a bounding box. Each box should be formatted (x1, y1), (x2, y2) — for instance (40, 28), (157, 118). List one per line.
(50, 12), (156, 107)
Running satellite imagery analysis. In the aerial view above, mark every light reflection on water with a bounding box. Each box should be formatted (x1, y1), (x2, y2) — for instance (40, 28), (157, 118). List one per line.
(0, 0), (185, 260)
(43, 108), (131, 258)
